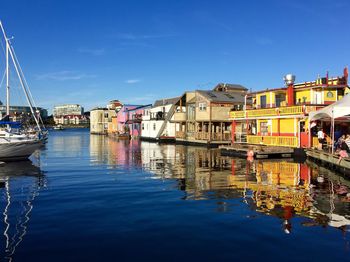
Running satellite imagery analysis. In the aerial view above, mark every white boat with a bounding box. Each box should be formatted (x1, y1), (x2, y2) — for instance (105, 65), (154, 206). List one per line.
(0, 21), (46, 161)
(53, 124), (65, 130)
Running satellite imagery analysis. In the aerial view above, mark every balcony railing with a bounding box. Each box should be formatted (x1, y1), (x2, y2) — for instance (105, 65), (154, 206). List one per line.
(176, 131), (231, 141)
(230, 105), (317, 119)
(174, 112), (186, 121)
(247, 135), (298, 148)
(176, 131), (186, 139)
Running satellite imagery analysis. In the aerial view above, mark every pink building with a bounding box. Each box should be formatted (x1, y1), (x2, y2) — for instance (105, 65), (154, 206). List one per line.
(117, 104), (151, 138)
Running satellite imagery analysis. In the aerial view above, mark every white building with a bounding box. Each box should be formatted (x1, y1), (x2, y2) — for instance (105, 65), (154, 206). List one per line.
(141, 97), (179, 142)
(53, 104), (85, 125)
(53, 104), (83, 116)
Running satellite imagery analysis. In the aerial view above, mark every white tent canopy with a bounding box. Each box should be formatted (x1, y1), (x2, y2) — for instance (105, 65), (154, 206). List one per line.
(309, 94), (350, 121)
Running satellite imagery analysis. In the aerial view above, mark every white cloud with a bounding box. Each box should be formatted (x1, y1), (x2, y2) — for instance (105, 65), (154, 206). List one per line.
(124, 79), (141, 84)
(36, 71), (97, 81)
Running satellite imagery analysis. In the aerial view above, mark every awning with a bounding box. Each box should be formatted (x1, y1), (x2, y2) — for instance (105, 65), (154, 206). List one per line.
(309, 94), (350, 121)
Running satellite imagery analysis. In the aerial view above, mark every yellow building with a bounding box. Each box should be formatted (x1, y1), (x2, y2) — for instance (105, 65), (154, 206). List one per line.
(230, 70), (349, 147)
(90, 107), (116, 135)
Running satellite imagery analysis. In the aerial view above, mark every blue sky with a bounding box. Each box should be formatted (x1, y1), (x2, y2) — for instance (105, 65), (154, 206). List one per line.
(0, 0), (349, 113)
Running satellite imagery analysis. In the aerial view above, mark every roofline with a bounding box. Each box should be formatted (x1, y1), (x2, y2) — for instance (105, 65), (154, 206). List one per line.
(126, 104), (153, 111)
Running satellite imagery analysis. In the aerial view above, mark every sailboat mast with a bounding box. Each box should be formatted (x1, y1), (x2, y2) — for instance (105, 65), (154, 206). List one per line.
(0, 21), (10, 116)
(7, 45), (41, 131)
(6, 37), (9, 116)
(0, 21), (41, 131)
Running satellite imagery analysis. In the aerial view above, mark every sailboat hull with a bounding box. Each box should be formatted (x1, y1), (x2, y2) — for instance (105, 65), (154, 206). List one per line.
(0, 140), (42, 161)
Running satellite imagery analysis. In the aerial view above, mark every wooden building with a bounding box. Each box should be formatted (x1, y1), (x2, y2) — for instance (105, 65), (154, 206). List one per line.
(173, 83), (248, 146)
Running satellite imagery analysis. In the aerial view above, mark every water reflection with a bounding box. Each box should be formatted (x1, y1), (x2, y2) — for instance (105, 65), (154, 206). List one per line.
(88, 137), (350, 236)
(0, 160), (45, 261)
(90, 135), (141, 168)
(140, 143), (350, 234)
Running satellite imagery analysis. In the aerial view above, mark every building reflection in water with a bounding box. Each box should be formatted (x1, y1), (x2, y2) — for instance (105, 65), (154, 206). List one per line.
(88, 138), (350, 236)
(90, 135), (142, 168)
(140, 142), (350, 235)
(0, 160), (45, 261)
(51, 132), (86, 156)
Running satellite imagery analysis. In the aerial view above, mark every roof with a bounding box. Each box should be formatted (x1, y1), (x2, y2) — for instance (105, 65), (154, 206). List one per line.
(196, 90), (245, 103)
(309, 94), (350, 120)
(213, 83), (248, 92)
(91, 107), (108, 111)
(153, 97), (180, 107)
(126, 104), (152, 112)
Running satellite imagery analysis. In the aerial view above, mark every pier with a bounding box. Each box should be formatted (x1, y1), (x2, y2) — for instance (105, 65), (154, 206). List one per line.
(306, 149), (350, 175)
(220, 144), (294, 159)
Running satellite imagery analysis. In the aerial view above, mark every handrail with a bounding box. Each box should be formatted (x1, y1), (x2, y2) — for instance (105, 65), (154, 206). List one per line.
(230, 105), (316, 119)
(247, 135), (298, 147)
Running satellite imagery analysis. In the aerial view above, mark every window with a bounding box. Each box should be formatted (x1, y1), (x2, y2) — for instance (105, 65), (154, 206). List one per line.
(153, 123), (156, 130)
(260, 122), (268, 136)
(275, 94), (285, 107)
(142, 123), (144, 130)
(199, 103), (207, 111)
(260, 95), (267, 108)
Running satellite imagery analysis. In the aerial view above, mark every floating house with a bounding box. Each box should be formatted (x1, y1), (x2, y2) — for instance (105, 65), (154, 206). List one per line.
(173, 83), (248, 146)
(229, 70), (349, 148)
(115, 105), (140, 137)
(90, 107), (117, 135)
(90, 100), (122, 135)
(141, 97), (179, 142)
(126, 104), (152, 139)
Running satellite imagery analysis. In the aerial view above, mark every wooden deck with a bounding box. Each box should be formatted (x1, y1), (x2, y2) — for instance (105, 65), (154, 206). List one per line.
(306, 149), (350, 174)
(220, 144), (294, 159)
(175, 138), (231, 148)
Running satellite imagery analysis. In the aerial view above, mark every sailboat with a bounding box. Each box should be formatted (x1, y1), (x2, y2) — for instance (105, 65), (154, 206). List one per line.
(0, 21), (47, 161)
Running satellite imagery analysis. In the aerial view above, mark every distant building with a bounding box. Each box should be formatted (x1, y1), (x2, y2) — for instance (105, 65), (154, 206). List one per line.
(53, 104), (88, 125)
(0, 104), (48, 121)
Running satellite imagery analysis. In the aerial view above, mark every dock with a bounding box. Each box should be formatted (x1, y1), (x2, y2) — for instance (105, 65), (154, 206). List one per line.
(220, 144), (294, 159)
(175, 138), (231, 148)
(306, 149), (350, 175)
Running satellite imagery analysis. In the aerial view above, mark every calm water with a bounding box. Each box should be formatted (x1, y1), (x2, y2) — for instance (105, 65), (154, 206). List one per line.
(1, 129), (350, 261)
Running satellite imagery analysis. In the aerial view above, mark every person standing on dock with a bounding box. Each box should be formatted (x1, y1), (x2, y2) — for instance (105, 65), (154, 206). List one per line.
(317, 128), (325, 150)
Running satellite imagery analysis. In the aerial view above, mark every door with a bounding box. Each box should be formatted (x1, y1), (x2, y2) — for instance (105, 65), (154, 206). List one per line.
(300, 121), (308, 148)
